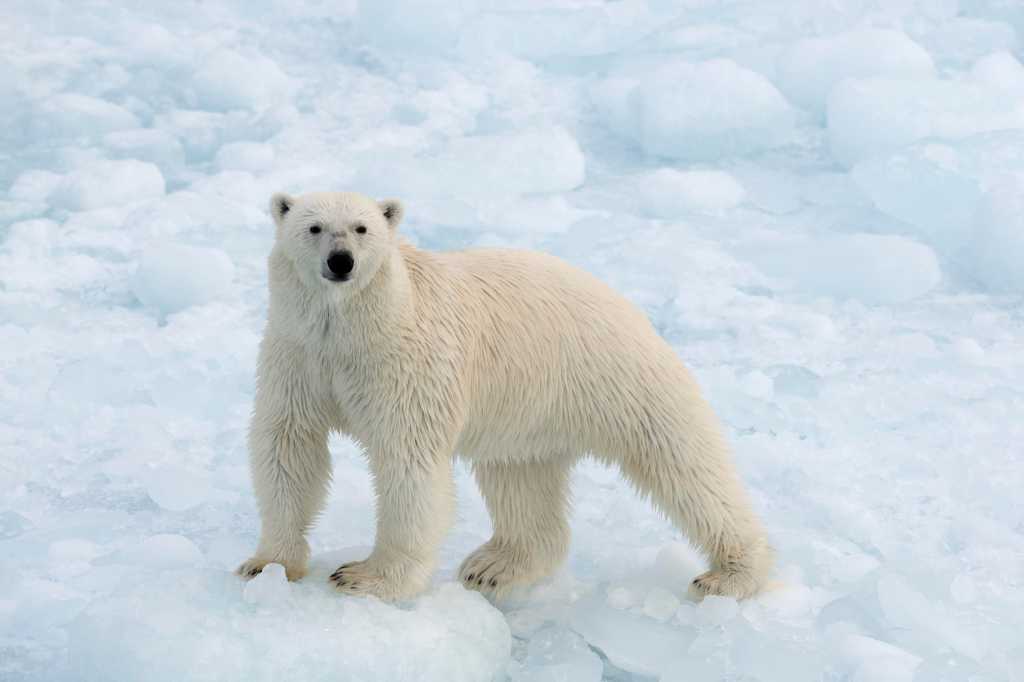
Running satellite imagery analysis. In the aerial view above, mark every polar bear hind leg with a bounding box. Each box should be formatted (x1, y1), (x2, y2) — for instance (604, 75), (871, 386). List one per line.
(459, 458), (573, 596)
(615, 439), (772, 600)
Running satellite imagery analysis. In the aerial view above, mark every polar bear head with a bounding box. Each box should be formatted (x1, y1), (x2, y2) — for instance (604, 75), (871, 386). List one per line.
(269, 191), (403, 295)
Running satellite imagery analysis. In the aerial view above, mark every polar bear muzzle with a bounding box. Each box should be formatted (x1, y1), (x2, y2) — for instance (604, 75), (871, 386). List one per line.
(324, 250), (354, 282)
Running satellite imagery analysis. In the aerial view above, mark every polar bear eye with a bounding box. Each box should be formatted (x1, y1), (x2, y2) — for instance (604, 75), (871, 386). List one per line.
(355, 225), (367, 234)
(309, 225), (322, 234)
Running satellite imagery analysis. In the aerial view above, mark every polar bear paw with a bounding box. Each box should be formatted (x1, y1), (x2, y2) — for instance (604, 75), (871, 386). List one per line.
(458, 541), (551, 597)
(329, 560), (389, 596)
(688, 568), (763, 600)
(236, 556), (307, 582)
(329, 556), (429, 601)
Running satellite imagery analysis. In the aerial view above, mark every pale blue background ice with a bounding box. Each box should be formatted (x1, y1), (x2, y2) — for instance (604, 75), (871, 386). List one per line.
(1, 1), (1023, 680)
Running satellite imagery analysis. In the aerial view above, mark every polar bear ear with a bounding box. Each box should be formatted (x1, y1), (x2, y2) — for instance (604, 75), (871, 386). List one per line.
(378, 199), (404, 231)
(269, 192), (294, 228)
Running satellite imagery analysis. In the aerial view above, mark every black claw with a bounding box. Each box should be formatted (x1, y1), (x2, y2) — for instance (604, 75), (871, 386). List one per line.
(248, 568), (261, 577)
(489, 578), (497, 588)
(477, 578), (483, 586)
(466, 573), (475, 582)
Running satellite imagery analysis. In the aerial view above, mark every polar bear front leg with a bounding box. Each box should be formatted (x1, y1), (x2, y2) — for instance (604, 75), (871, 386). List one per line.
(238, 340), (332, 582)
(329, 447), (455, 600)
(459, 459), (572, 597)
(238, 421), (331, 581)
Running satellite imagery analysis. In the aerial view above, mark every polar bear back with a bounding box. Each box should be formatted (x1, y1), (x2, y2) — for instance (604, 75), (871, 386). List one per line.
(406, 246), (717, 461)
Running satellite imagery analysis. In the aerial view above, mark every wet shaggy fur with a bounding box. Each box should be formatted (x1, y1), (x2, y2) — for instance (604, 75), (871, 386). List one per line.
(238, 191), (773, 601)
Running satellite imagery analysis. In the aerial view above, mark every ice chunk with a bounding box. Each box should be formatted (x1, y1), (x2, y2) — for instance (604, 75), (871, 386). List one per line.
(949, 574), (976, 604)
(748, 234), (941, 304)
(653, 542), (706, 592)
(67, 573), (510, 682)
(131, 243), (235, 316)
(877, 574), (984, 660)
(144, 465), (213, 512)
(828, 552), (880, 583)
(852, 131), (1024, 291)
(969, 174), (1024, 292)
(459, 3), (663, 59)
(570, 591), (689, 677)
(643, 587), (681, 622)
(827, 77), (1024, 166)
(658, 655), (727, 682)
(971, 51), (1024, 96)
(243, 563), (291, 606)
(777, 29), (934, 118)
(354, 0), (465, 53)
(193, 49), (291, 111)
(361, 127), (585, 200)
(215, 141), (275, 172)
(696, 595), (738, 626)
(595, 59), (796, 161)
(0, 510), (31, 539)
(31, 93), (140, 139)
(921, 17), (1019, 67)
(836, 634), (921, 682)
(605, 585), (638, 610)
(769, 364), (823, 399)
(104, 129), (187, 172)
(512, 626), (603, 682)
(634, 168), (746, 217)
(852, 142), (982, 252)
(129, 535), (204, 567)
(50, 159), (165, 210)
(8, 169), (63, 202)
(913, 653), (981, 681)
(49, 539), (103, 562)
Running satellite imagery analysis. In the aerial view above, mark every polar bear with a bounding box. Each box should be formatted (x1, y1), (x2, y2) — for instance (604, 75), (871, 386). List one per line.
(238, 191), (773, 601)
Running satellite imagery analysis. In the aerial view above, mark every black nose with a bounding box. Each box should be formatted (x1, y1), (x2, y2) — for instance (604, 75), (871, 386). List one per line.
(327, 251), (354, 277)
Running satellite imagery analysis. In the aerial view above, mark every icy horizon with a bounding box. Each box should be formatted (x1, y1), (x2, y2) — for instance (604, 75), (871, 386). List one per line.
(2, 1), (1023, 680)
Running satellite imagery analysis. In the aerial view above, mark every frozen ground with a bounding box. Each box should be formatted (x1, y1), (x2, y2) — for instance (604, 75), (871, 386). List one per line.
(2, 0), (1023, 680)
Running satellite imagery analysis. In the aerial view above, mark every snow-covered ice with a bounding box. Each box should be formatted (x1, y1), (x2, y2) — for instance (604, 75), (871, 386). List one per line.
(777, 29), (935, 119)
(595, 58), (797, 161)
(131, 244), (235, 316)
(2, 1), (1023, 681)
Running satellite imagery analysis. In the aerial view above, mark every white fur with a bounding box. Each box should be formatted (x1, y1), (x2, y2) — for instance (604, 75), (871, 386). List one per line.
(238, 191), (773, 600)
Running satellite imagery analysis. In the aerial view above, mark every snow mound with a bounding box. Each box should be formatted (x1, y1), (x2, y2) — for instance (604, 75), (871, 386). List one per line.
(970, 174), (1024, 292)
(634, 168), (746, 217)
(749, 234), (942, 304)
(145, 465), (214, 511)
(852, 130), (1024, 291)
(131, 243), (235, 316)
(31, 93), (140, 139)
(777, 29), (935, 119)
(193, 49), (291, 111)
(595, 59), (797, 161)
(827, 76), (1024, 166)
(971, 51), (1024, 95)
(459, 3), (664, 59)
(215, 142), (275, 172)
(361, 126), (585, 201)
(51, 160), (166, 210)
(104, 129), (187, 173)
(67, 572), (510, 682)
(243, 563), (291, 606)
